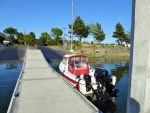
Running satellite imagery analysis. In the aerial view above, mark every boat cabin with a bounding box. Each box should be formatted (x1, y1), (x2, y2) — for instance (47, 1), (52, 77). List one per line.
(62, 54), (89, 76)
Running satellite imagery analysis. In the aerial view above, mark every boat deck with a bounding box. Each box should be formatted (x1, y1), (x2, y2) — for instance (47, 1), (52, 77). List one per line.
(7, 49), (99, 113)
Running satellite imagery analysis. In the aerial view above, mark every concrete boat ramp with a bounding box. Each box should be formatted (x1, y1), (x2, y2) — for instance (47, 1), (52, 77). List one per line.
(7, 49), (100, 113)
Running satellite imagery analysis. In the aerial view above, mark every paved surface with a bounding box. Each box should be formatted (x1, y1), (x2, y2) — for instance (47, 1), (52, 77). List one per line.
(0, 46), (19, 61)
(13, 49), (98, 113)
(37, 46), (67, 61)
(0, 46), (67, 61)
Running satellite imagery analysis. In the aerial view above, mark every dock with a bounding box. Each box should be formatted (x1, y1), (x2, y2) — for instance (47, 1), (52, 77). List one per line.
(7, 49), (99, 113)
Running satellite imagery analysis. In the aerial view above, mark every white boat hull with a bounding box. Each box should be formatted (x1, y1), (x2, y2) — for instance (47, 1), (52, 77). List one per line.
(59, 54), (118, 97)
(60, 64), (97, 95)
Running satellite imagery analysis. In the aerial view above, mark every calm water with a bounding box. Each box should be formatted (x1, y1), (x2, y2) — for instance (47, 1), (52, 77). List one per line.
(0, 61), (22, 113)
(89, 58), (129, 113)
(51, 58), (129, 113)
(0, 58), (129, 113)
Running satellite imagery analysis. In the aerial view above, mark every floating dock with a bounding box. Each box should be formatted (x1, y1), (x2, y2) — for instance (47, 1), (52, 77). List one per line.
(7, 49), (100, 113)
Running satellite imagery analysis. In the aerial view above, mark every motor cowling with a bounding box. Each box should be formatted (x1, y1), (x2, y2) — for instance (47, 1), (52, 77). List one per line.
(94, 67), (108, 83)
(94, 67), (119, 97)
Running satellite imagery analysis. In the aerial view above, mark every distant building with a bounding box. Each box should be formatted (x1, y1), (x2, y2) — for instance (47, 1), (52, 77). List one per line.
(125, 42), (130, 48)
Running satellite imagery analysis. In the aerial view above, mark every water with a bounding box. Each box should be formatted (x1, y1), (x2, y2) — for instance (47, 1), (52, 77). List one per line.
(51, 58), (129, 113)
(0, 61), (22, 113)
(0, 58), (129, 113)
(89, 58), (129, 113)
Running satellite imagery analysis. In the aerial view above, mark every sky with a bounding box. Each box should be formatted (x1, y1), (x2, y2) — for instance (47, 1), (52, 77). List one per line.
(0, 0), (132, 44)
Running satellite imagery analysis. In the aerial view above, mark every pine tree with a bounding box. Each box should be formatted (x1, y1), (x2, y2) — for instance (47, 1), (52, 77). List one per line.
(89, 23), (105, 43)
(112, 23), (126, 45)
(69, 16), (89, 42)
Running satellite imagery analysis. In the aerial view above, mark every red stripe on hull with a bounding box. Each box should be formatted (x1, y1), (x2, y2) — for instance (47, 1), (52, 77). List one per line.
(62, 73), (80, 90)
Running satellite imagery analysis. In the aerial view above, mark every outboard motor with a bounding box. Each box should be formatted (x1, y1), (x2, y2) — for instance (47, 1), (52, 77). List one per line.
(83, 74), (92, 92)
(94, 67), (119, 97)
(94, 67), (108, 85)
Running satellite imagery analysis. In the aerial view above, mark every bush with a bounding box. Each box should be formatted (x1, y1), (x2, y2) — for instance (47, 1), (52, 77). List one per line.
(47, 39), (57, 45)
(80, 50), (84, 53)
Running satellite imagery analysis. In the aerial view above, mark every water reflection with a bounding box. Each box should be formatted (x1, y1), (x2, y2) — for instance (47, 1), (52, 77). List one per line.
(89, 58), (129, 83)
(93, 100), (117, 113)
(89, 58), (129, 67)
(49, 60), (61, 73)
(3, 61), (18, 69)
(111, 62), (129, 83)
(89, 58), (129, 113)
(0, 61), (22, 113)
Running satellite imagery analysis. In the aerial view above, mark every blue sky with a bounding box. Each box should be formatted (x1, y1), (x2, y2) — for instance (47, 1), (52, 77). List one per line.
(0, 0), (132, 44)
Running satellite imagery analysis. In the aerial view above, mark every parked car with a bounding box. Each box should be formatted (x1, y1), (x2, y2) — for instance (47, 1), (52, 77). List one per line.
(40, 42), (47, 46)
(3, 40), (14, 46)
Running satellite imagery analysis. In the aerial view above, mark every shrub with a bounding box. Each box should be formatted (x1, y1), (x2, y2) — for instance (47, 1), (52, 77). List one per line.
(80, 50), (84, 53)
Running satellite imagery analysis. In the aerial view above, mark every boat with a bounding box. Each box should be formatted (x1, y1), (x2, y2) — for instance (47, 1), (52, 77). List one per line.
(59, 54), (118, 98)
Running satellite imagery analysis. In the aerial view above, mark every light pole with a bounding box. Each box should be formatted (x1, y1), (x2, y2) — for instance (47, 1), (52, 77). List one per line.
(63, 28), (66, 49)
(70, 0), (74, 52)
(63, 28), (66, 38)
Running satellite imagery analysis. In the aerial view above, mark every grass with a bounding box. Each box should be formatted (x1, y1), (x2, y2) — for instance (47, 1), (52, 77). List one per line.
(52, 44), (130, 58)
(69, 49), (129, 58)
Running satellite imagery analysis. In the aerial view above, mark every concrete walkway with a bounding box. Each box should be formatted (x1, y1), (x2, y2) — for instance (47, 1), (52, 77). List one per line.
(10, 50), (99, 113)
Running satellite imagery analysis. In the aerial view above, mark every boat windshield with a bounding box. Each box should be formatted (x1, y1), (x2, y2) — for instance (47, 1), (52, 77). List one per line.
(70, 57), (74, 70)
(81, 57), (87, 69)
(68, 56), (89, 75)
(69, 56), (87, 70)
(62, 57), (67, 65)
(75, 57), (81, 69)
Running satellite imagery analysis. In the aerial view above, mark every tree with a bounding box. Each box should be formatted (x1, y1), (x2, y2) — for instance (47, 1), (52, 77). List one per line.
(17, 32), (24, 39)
(5, 34), (15, 42)
(123, 34), (130, 44)
(39, 32), (51, 45)
(69, 16), (89, 42)
(112, 23), (126, 45)
(29, 32), (36, 39)
(18, 38), (24, 45)
(24, 32), (36, 45)
(88, 23), (105, 43)
(3, 27), (18, 44)
(123, 30), (131, 47)
(3, 27), (17, 35)
(0, 32), (5, 43)
(16, 32), (24, 44)
(51, 28), (63, 44)
(125, 30), (131, 43)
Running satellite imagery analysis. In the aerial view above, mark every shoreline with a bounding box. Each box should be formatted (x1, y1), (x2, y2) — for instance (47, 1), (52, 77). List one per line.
(49, 46), (130, 58)
(0, 45), (130, 61)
